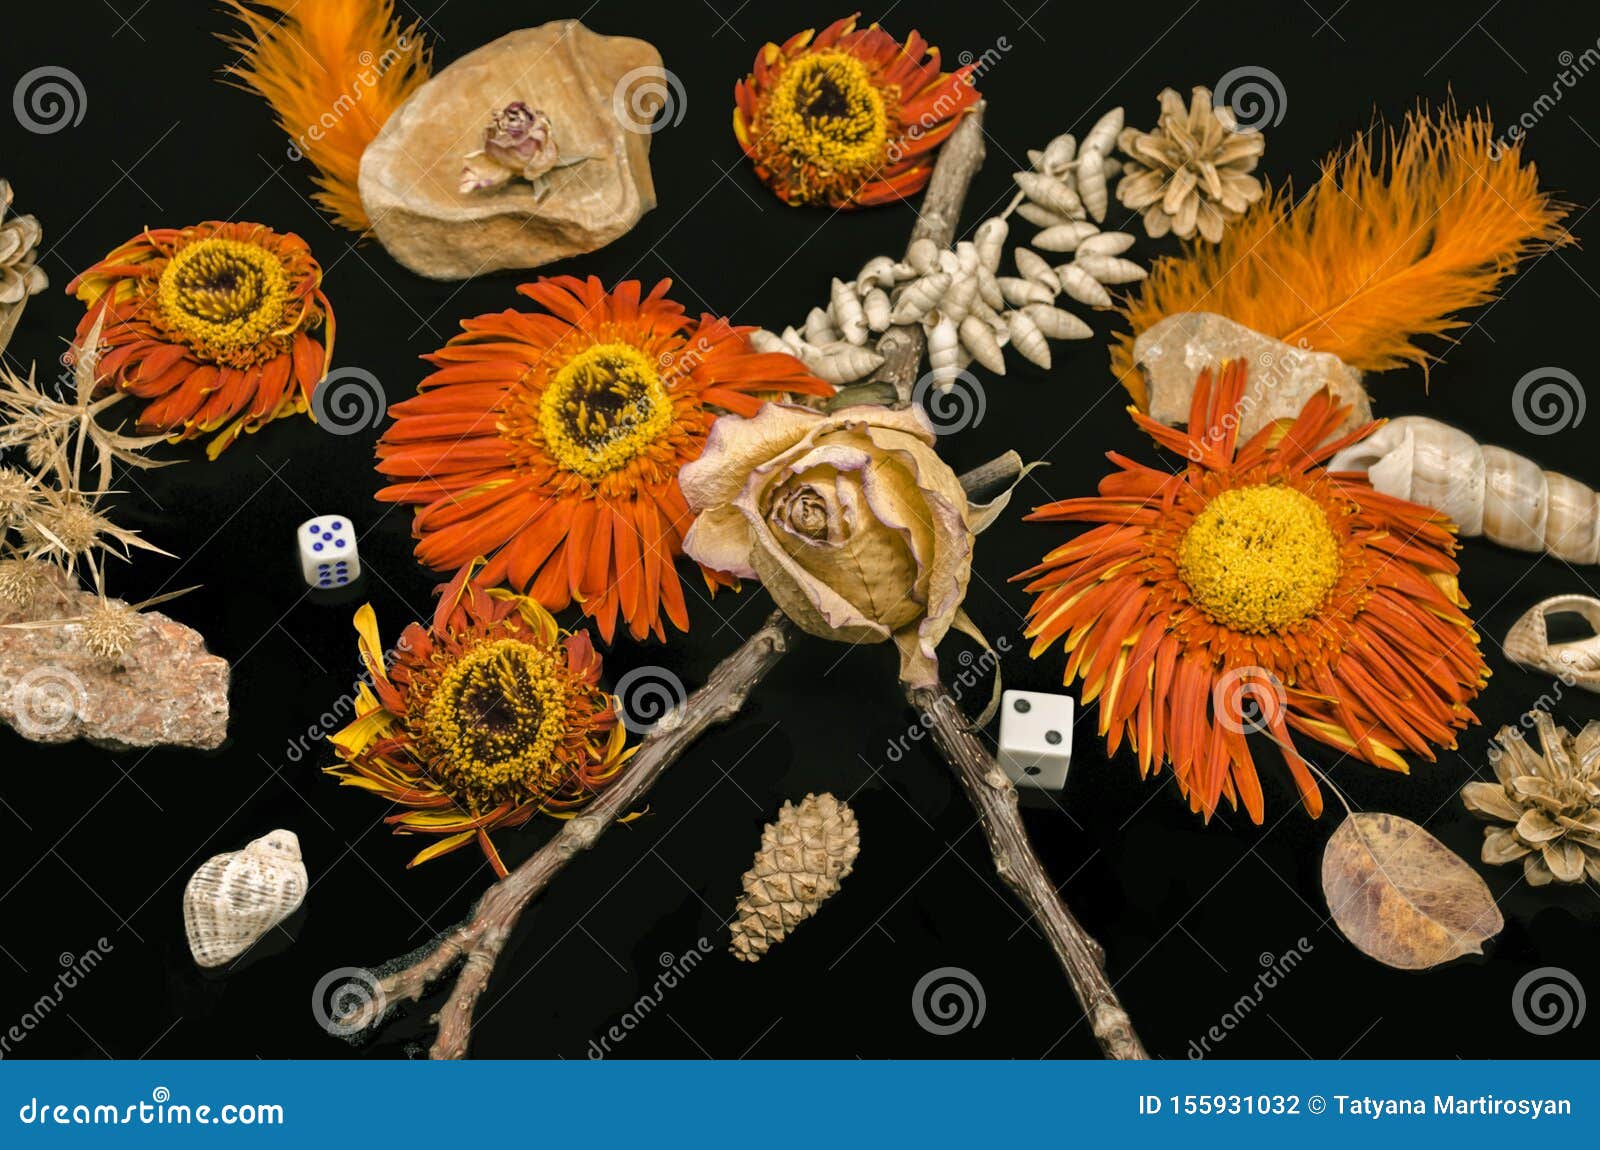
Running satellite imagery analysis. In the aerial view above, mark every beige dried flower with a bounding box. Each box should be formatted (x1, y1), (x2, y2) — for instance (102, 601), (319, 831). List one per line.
(0, 466), (40, 525)
(0, 179), (47, 307)
(1115, 86), (1265, 242)
(78, 598), (142, 662)
(0, 558), (47, 608)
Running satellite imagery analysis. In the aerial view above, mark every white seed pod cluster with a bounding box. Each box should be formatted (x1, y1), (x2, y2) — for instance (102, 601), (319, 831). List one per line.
(746, 107), (1147, 387)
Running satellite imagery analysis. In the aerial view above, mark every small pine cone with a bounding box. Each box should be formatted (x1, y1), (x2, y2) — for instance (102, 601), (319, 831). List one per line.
(729, 792), (859, 962)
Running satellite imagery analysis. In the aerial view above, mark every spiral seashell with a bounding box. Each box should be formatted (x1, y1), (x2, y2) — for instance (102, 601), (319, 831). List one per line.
(890, 271), (951, 325)
(927, 312), (961, 387)
(1081, 106), (1124, 158)
(856, 254), (899, 290)
(940, 271), (979, 325)
(1016, 202), (1077, 230)
(997, 276), (1055, 308)
(804, 305), (837, 346)
(831, 278), (867, 345)
(862, 287), (891, 332)
(1022, 303), (1093, 340)
(800, 342), (884, 385)
(747, 328), (794, 357)
(1013, 247), (1059, 291)
(779, 326), (808, 356)
(973, 217), (1008, 274)
(1077, 150), (1108, 223)
(1031, 221), (1101, 253)
(959, 314), (1006, 374)
(1076, 231), (1136, 258)
(976, 266), (1005, 311)
(1007, 309), (1052, 370)
(183, 830), (307, 969)
(907, 236), (941, 276)
(1056, 264), (1113, 308)
(1328, 414), (1600, 563)
(1073, 253), (1146, 285)
(955, 241), (980, 276)
(1041, 132), (1077, 174)
(1502, 595), (1600, 692)
(1014, 172), (1084, 219)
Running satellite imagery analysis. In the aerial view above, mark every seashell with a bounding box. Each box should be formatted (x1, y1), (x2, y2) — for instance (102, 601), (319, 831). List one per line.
(779, 325), (808, 356)
(1328, 415), (1600, 563)
(1055, 264), (1113, 308)
(862, 287), (892, 332)
(955, 241), (981, 276)
(804, 306), (837, 346)
(973, 217), (1008, 273)
(1077, 150), (1109, 223)
(1074, 253), (1146, 285)
(856, 255), (899, 290)
(747, 328), (794, 356)
(998, 276), (1055, 308)
(1076, 231), (1136, 258)
(1027, 148), (1047, 170)
(1503, 595), (1600, 692)
(1016, 202), (1077, 229)
(937, 248), (962, 277)
(940, 271), (978, 325)
(976, 266), (1005, 311)
(1042, 133), (1077, 174)
(906, 236), (941, 276)
(183, 830), (307, 969)
(802, 342), (884, 385)
(1023, 303), (1093, 340)
(1014, 247), (1059, 291)
(831, 278), (868, 345)
(1031, 221), (1102, 253)
(1006, 309), (1052, 370)
(927, 312), (961, 387)
(1014, 172), (1084, 219)
(1081, 106), (1124, 157)
(959, 314), (1006, 374)
(889, 271), (951, 325)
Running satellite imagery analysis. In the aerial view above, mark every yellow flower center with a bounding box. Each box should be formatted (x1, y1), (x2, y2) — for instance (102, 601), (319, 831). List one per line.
(1176, 483), (1341, 633)
(422, 638), (571, 809)
(156, 238), (289, 355)
(537, 341), (673, 480)
(766, 51), (888, 181)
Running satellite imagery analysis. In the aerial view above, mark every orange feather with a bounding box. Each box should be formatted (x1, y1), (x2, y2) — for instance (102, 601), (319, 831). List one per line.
(1111, 105), (1572, 409)
(219, 0), (432, 232)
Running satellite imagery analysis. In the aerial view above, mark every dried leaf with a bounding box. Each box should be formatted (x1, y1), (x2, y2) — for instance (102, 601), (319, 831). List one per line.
(1321, 810), (1502, 970)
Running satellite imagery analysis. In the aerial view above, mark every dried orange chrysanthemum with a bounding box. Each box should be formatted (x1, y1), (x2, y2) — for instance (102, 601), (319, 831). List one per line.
(67, 221), (334, 457)
(327, 561), (630, 876)
(375, 276), (831, 644)
(734, 14), (979, 208)
(1016, 361), (1489, 822)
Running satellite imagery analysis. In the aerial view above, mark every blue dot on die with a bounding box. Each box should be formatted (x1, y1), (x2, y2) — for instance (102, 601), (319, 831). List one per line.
(331, 521), (342, 530)
(313, 542), (323, 552)
(335, 538), (346, 547)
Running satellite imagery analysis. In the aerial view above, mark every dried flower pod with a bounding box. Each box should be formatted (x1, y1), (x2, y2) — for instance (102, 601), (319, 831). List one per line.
(927, 312), (960, 386)
(907, 236), (941, 275)
(959, 314), (1006, 374)
(1041, 132), (1077, 174)
(831, 278), (868, 345)
(1014, 172), (1084, 219)
(1074, 253), (1147, 285)
(889, 271), (951, 324)
(862, 287), (892, 332)
(998, 276), (1055, 308)
(1006, 309), (1052, 369)
(1031, 221), (1101, 253)
(729, 793), (859, 962)
(1016, 202), (1076, 229)
(1014, 247), (1059, 291)
(1023, 303), (1093, 340)
(856, 254), (899, 290)
(1056, 263), (1113, 308)
(801, 342), (884, 384)
(974, 217), (1008, 273)
(1077, 149), (1109, 223)
(1081, 106), (1124, 158)
(1076, 231), (1136, 258)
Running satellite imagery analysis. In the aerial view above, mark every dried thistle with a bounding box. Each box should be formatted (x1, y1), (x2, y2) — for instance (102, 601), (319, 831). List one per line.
(0, 557), (46, 608)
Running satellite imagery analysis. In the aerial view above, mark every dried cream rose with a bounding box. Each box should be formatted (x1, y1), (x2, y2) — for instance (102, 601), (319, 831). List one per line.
(681, 404), (978, 688)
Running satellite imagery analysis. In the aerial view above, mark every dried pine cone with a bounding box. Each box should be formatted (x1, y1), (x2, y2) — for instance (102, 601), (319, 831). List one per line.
(1463, 711), (1600, 886)
(0, 180), (47, 307)
(1115, 86), (1264, 243)
(729, 792), (859, 962)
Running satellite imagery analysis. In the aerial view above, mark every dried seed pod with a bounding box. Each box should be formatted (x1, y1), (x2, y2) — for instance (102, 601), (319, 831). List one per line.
(976, 266), (1005, 311)
(747, 328), (793, 356)
(862, 287), (892, 332)
(941, 272), (979, 325)
(1056, 263), (1113, 307)
(1023, 303), (1093, 340)
(1007, 309), (1052, 369)
(974, 217), (1008, 273)
(907, 236), (940, 275)
(831, 278), (868, 345)
(959, 314), (1006, 374)
(1076, 231), (1136, 258)
(1077, 149), (1108, 223)
(1014, 247), (1060, 290)
(998, 276), (1055, 308)
(1016, 202), (1076, 229)
(1042, 132), (1077, 174)
(1031, 221), (1101, 253)
(856, 254), (899, 290)
(889, 271), (951, 324)
(1074, 253), (1147, 285)
(1014, 172), (1084, 219)
(803, 342), (884, 385)
(804, 306), (836, 345)
(927, 311), (961, 387)
(1081, 106), (1124, 157)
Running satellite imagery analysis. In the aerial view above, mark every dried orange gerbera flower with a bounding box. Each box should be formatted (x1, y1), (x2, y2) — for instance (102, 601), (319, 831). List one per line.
(327, 560), (630, 876)
(376, 276), (831, 644)
(1016, 361), (1488, 822)
(66, 221), (334, 458)
(734, 14), (979, 208)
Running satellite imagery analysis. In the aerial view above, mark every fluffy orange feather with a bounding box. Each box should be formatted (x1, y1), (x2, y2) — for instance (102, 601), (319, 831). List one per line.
(219, 0), (432, 232)
(1111, 106), (1571, 409)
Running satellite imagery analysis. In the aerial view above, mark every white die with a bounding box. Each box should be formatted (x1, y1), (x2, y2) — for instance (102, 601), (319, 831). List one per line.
(298, 515), (360, 589)
(997, 689), (1073, 791)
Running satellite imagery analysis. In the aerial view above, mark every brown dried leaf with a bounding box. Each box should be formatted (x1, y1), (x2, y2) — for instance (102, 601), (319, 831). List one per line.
(1321, 811), (1503, 970)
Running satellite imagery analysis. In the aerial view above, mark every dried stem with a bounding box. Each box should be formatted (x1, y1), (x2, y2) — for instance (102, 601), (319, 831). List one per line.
(906, 681), (1148, 1060)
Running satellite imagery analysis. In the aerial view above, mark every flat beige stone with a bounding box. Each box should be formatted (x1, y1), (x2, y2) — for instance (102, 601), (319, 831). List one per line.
(359, 21), (660, 280)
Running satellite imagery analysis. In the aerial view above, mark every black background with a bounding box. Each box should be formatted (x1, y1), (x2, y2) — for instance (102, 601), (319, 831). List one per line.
(2, 0), (1598, 1061)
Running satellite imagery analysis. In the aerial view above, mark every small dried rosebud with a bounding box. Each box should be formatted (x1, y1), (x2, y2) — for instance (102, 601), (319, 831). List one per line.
(484, 102), (559, 179)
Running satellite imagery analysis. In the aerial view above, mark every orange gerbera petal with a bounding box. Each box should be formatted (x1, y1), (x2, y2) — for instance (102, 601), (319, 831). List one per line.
(1016, 359), (1489, 823)
(376, 276), (831, 642)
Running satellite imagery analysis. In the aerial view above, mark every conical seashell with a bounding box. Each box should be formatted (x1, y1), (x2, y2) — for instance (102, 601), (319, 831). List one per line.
(1031, 221), (1101, 253)
(804, 305), (837, 346)
(856, 255), (899, 290)
(1016, 202), (1077, 229)
(801, 342), (884, 385)
(1006, 310), (1052, 369)
(889, 271), (951, 324)
(1076, 231), (1136, 258)
(1014, 247), (1059, 291)
(1041, 133), (1077, 174)
(862, 287), (892, 332)
(779, 325), (808, 356)
(927, 312), (960, 387)
(959, 314), (1006, 374)
(1014, 172), (1084, 219)
(1056, 264), (1113, 308)
(1503, 596), (1600, 692)
(1074, 253), (1146, 285)
(955, 241), (981, 276)
(748, 328), (793, 357)
(1076, 150), (1108, 223)
(906, 236), (941, 276)
(831, 278), (868, 345)
(940, 271), (978, 324)
(976, 266), (1005, 310)
(183, 830), (307, 969)
(1082, 106), (1124, 157)
(974, 217), (1008, 273)
(1023, 303), (1093, 340)
(998, 276), (1055, 308)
